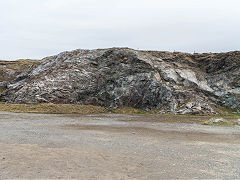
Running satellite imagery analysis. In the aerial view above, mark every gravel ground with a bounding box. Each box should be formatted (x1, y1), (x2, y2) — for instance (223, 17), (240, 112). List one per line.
(0, 112), (240, 179)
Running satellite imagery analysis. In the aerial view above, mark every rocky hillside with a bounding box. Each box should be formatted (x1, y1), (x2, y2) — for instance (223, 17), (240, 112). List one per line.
(0, 59), (42, 94)
(1, 48), (240, 114)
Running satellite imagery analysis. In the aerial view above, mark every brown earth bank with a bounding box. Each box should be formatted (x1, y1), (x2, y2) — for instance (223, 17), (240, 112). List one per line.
(0, 112), (239, 179)
(0, 48), (240, 114)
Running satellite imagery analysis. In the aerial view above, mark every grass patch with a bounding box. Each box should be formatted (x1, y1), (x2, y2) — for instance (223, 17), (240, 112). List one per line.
(217, 106), (237, 114)
(0, 59), (42, 82)
(0, 103), (107, 114)
(212, 106), (240, 116)
(0, 103), (239, 127)
(202, 118), (240, 126)
(111, 107), (150, 114)
(217, 113), (240, 118)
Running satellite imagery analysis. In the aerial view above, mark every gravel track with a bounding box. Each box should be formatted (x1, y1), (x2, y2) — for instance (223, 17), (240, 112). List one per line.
(0, 112), (240, 179)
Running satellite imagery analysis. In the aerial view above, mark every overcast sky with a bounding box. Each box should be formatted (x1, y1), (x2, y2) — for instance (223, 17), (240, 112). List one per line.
(1, 0), (240, 60)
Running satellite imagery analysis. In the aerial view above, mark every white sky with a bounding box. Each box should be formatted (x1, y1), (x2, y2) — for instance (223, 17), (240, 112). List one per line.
(1, 0), (240, 60)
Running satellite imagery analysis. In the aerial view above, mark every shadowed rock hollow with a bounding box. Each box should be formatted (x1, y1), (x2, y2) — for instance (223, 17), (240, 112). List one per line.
(1, 48), (240, 114)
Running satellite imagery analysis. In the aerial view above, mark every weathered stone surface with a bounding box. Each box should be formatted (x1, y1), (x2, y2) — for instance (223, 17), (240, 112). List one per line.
(0, 59), (42, 83)
(1, 48), (240, 114)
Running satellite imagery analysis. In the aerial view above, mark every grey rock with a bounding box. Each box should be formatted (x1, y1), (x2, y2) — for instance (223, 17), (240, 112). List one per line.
(237, 119), (240, 125)
(0, 81), (7, 88)
(1, 48), (240, 114)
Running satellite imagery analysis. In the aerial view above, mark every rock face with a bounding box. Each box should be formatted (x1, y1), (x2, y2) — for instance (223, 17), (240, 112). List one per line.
(1, 48), (240, 114)
(0, 59), (42, 95)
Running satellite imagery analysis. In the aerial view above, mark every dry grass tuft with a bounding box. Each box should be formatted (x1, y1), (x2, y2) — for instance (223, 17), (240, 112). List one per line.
(0, 103), (107, 114)
(112, 107), (149, 114)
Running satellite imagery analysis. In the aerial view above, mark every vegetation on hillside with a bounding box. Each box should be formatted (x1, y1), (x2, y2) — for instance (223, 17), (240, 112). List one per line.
(0, 103), (107, 114)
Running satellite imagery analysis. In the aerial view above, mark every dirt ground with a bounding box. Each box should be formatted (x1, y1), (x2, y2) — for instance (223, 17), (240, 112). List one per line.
(0, 112), (240, 179)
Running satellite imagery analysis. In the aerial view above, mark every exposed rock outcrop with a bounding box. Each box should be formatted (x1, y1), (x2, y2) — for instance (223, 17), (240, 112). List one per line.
(1, 48), (240, 114)
(0, 59), (42, 96)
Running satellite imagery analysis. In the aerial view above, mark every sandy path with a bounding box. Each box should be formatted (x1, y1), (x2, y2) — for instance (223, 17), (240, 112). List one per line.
(0, 112), (240, 179)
